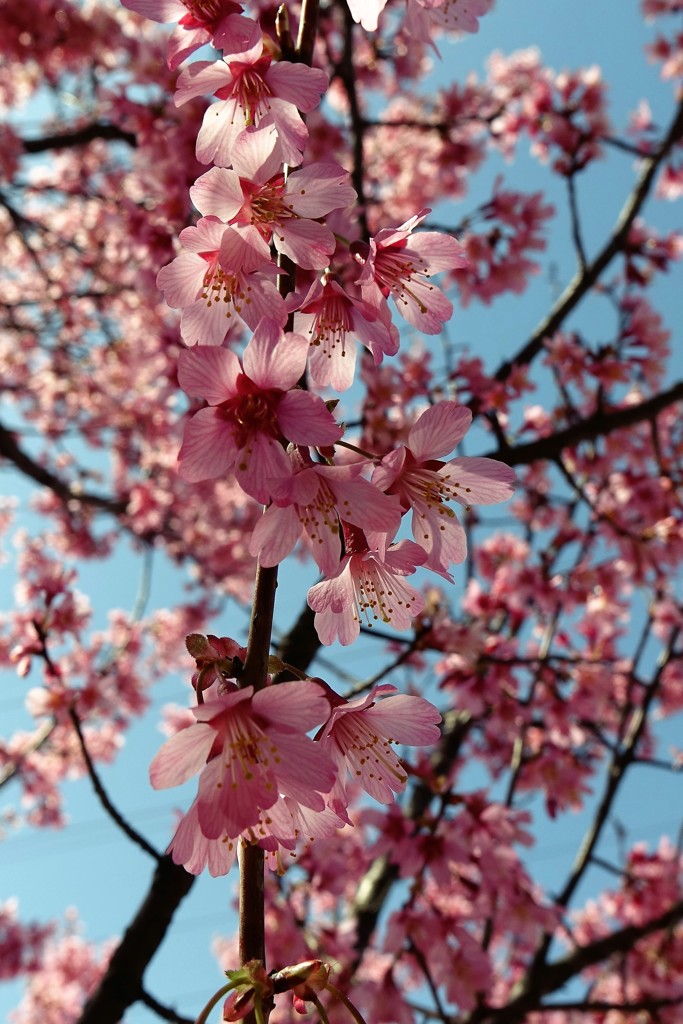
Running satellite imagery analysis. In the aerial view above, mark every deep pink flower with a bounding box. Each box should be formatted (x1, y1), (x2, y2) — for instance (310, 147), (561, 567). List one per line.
(175, 35), (328, 166)
(177, 319), (343, 501)
(120, 0), (248, 70)
(190, 126), (356, 270)
(352, 209), (468, 334)
(150, 680), (337, 840)
(318, 683), (442, 813)
(249, 446), (402, 576)
(293, 277), (399, 391)
(156, 217), (285, 345)
(307, 524), (427, 646)
(372, 401), (515, 572)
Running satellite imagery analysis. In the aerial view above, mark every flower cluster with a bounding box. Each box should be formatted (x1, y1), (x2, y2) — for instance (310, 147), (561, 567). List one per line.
(139, 1), (515, 648)
(150, 661), (442, 875)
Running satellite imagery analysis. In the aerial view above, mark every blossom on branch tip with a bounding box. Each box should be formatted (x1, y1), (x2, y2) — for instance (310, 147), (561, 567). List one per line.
(352, 209), (469, 334)
(372, 401), (515, 572)
(177, 319), (342, 500)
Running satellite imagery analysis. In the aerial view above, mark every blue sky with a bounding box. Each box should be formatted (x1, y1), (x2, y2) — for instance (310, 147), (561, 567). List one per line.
(2, 1), (682, 1021)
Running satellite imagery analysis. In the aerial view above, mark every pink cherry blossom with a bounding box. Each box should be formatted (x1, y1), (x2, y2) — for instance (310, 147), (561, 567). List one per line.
(249, 446), (403, 576)
(190, 126), (356, 270)
(119, 0), (247, 70)
(156, 217), (285, 344)
(372, 401), (515, 571)
(307, 523), (427, 646)
(404, 0), (493, 44)
(177, 319), (343, 501)
(174, 35), (328, 166)
(149, 680), (337, 840)
(318, 683), (442, 812)
(352, 209), (469, 334)
(292, 277), (399, 391)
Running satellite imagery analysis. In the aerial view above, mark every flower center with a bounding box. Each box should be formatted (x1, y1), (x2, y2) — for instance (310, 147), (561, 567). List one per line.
(217, 57), (273, 126)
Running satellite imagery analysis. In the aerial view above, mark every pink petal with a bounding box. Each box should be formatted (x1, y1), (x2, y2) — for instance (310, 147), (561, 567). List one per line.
(196, 100), (243, 166)
(178, 408), (236, 482)
(243, 320), (308, 389)
(249, 504), (302, 567)
(219, 224), (271, 273)
(235, 433), (292, 504)
(179, 296), (241, 346)
(276, 218), (336, 270)
(175, 60), (230, 107)
(149, 722), (215, 789)
(121, 0), (185, 22)
(253, 679), (330, 731)
(441, 457), (516, 504)
(285, 163), (356, 218)
(266, 62), (328, 112)
(278, 390), (343, 446)
(231, 124), (282, 182)
(190, 167), (244, 220)
(408, 402), (472, 460)
(365, 694), (441, 745)
(177, 346), (239, 402)
(157, 253), (204, 308)
(267, 99), (309, 166)
(407, 232), (469, 273)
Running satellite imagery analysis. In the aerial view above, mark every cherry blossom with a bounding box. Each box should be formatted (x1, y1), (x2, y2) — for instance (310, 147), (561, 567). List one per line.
(177, 319), (343, 500)
(249, 446), (403, 576)
(190, 126), (356, 270)
(307, 523), (428, 645)
(119, 0), (247, 69)
(372, 401), (516, 571)
(150, 680), (337, 839)
(174, 35), (328, 166)
(292, 276), (399, 391)
(352, 209), (469, 333)
(156, 217), (285, 344)
(317, 683), (441, 815)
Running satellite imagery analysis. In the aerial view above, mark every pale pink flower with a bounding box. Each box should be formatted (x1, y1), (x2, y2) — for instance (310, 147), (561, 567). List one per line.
(150, 680), (337, 840)
(346, 0), (389, 30)
(190, 126), (356, 270)
(293, 277), (399, 391)
(249, 446), (403, 576)
(177, 319), (343, 501)
(119, 0), (248, 70)
(156, 217), (285, 345)
(352, 209), (468, 334)
(307, 524), (427, 646)
(404, 0), (493, 43)
(318, 683), (442, 813)
(372, 402), (515, 572)
(175, 35), (328, 166)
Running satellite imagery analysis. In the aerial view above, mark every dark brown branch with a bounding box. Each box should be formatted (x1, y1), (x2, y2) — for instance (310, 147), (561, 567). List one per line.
(483, 381), (683, 465)
(139, 989), (194, 1024)
(0, 421), (127, 514)
(74, 603), (323, 1024)
(69, 707), (161, 862)
(22, 123), (137, 153)
(471, 898), (683, 1024)
(77, 857), (195, 1024)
